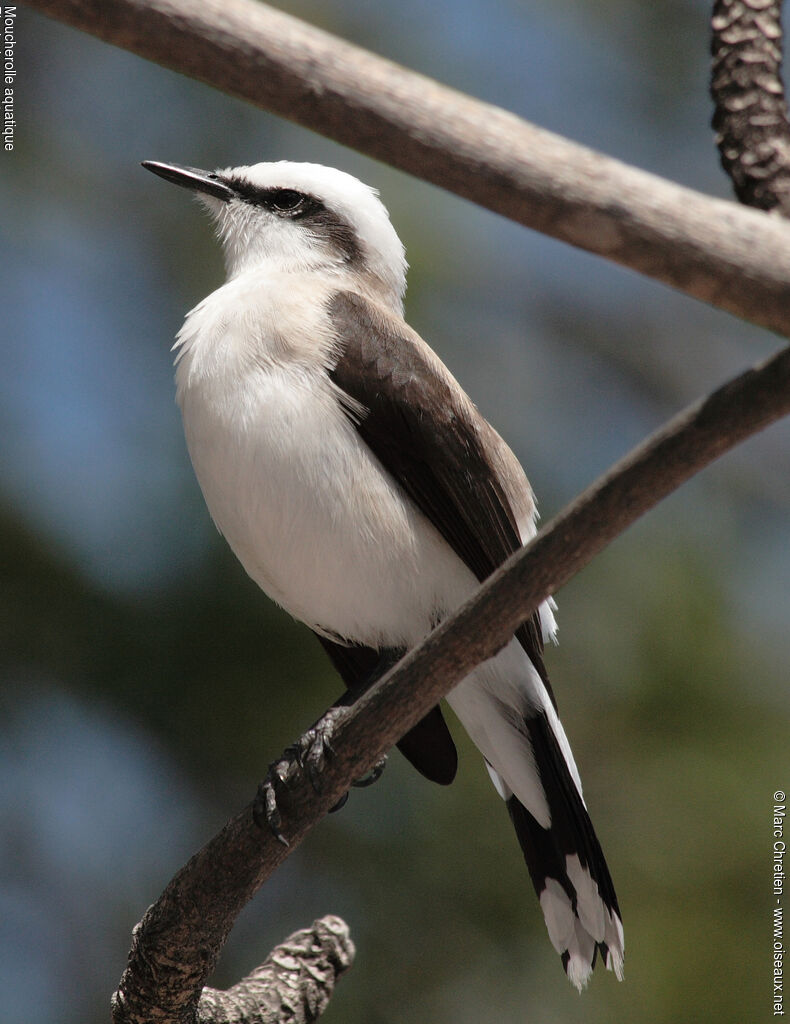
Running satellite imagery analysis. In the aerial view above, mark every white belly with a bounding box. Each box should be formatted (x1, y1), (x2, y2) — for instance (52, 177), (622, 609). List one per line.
(179, 359), (477, 647)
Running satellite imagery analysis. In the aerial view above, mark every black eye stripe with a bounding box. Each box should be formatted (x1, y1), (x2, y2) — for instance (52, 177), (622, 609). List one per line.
(220, 175), (363, 266)
(224, 177), (321, 217)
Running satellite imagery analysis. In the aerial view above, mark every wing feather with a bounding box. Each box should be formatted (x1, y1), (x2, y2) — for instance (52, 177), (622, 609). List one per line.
(326, 290), (556, 706)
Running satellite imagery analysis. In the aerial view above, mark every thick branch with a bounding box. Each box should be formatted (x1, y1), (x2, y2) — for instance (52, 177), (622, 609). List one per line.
(112, 339), (790, 1023)
(711, 0), (790, 214)
(27, 0), (790, 337)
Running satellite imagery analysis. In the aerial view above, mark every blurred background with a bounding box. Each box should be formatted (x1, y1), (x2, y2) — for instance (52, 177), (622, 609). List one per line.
(2, 1), (789, 1022)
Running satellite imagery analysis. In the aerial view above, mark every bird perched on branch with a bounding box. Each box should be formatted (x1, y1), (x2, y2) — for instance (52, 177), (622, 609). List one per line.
(143, 158), (624, 990)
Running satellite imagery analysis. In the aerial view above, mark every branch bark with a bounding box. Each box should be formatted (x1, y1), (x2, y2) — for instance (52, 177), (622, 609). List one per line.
(27, 0), (790, 338)
(112, 338), (790, 1023)
(196, 917), (354, 1024)
(113, 914), (353, 1024)
(711, 0), (790, 213)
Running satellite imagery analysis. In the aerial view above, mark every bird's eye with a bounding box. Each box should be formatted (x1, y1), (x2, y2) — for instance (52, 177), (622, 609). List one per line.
(270, 189), (306, 213)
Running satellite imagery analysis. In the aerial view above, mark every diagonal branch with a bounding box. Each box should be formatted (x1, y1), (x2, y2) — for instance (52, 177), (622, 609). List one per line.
(112, 339), (790, 1023)
(27, 0), (790, 338)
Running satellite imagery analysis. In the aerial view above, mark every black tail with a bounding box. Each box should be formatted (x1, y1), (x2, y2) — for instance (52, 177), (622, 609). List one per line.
(508, 711), (624, 989)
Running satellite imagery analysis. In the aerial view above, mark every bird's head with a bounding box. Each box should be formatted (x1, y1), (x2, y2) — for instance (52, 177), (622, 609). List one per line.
(142, 160), (407, 312)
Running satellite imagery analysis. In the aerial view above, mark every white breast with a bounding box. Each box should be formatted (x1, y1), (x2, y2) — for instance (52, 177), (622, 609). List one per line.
(174, 271), (476, 647)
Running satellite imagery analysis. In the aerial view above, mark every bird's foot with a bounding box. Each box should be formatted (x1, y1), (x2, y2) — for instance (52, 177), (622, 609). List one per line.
(350, 758), (387, 789)
(252, 709), (387, 842)
(328, 757), (387, 813)
(254, 754), (296, 846)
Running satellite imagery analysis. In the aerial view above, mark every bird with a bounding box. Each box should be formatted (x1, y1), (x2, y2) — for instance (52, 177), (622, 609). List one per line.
(142, 158), (624, 990)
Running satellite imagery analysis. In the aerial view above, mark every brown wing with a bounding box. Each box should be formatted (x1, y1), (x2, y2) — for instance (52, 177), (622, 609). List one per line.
(326, 290), (556, 709)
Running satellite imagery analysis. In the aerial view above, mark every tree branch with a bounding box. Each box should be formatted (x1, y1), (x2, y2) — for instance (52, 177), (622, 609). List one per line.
(112, 337), (790, 1023)
(711, 0), (790, 214)
(196, 917), (354, 1024)
(113, 914), (353, 1024)
(27, 0), (790, 338)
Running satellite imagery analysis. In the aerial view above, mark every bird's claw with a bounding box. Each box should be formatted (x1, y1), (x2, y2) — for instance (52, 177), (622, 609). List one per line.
(253, 756), (294, 845)
(252, 710), (389, 837)
(352, 757), (387, 788)
(253, 708), (348, 841)
(328, 756), (387, 813)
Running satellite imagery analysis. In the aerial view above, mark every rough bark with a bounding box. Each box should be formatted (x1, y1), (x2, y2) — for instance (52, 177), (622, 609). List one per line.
(112, 915), (353, 1024)
(712, 0), (790, 213)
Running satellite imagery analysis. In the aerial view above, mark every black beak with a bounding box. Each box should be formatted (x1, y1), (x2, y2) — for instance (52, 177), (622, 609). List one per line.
(141, 161), (235, 202)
